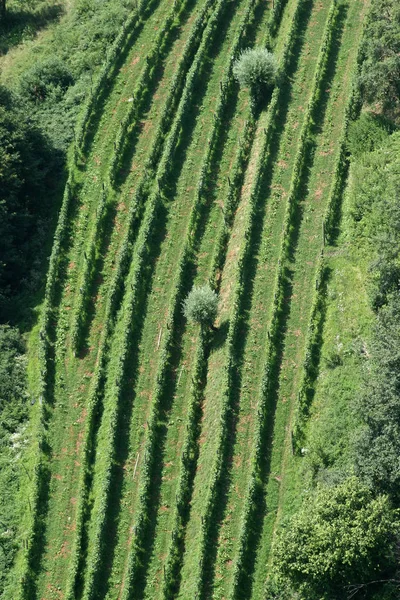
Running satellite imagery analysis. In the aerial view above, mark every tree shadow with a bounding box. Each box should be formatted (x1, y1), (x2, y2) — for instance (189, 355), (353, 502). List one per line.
(209, 319), (230, 353)
(0, 3), (65, 55)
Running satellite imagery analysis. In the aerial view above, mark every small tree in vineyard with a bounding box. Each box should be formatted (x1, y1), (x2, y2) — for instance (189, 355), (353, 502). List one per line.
(233, 48), (279, 108)
(182, 284), (218, 331)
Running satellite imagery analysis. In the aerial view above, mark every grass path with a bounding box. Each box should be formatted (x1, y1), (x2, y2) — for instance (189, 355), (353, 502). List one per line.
(249, 1), (370, 597)
(32, 1), (218, 598)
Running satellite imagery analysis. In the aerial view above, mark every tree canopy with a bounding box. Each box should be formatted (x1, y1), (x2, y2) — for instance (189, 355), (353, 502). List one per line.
(182, 284), (219, 329)
(273, 478), (400, 599)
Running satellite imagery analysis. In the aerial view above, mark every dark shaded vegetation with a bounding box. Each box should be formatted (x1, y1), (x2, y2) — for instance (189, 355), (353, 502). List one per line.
(0, 1), (142, 595)
(0, 85), (61, 322)
(0, 326), (28, 593)
(0, 0), (138, 325)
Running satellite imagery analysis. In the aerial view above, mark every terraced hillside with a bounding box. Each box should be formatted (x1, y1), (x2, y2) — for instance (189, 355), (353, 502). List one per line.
(14, 0), (370, 598)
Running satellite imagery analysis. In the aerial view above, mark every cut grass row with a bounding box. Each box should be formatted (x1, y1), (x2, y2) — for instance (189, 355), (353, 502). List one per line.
(63, 0), (222, 595)
(208, 0), (328, 594)
(123, 7), (260, 599)
(248, 1), (370, 597)
(31, 0), (221, 597)
(290, 6), (369, 455)
(131, 4), (278, 598)
(75, 2), (239, 597)
(69, 0), (202, 354)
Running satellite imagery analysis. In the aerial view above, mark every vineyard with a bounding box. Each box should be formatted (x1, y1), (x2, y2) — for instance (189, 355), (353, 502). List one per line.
(11, 0), (371, 598)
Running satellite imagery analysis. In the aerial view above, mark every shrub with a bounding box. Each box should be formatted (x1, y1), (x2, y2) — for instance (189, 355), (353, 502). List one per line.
(182, 285), (218, 329)
(233, 48), (279, 103)
(347, 112), (390, 158)
(273, 478), (400, 599)
(20, 57), (74, 103)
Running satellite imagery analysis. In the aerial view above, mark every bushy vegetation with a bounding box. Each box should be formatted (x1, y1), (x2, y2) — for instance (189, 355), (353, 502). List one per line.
(0, 326), (28, 595)
(358, 0), (400, 113)
(273, 478), (399, 600)
(0, 85), (58, 320)
(233, 47), (279, 105)
(347, 112), (391, 158)
(182, 285), (219, 329)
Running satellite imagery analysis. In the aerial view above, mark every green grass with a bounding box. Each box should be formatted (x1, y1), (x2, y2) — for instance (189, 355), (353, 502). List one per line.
(90, 3), (263, 597)
(172, 0), (335, 597)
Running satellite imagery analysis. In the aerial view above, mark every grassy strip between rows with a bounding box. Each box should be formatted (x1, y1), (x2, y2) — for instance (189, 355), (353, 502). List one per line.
(78, 2), (233, 597)
(291, 10), (366, 453)
(177, 0), (325, 593)
(227, 3), (343, 597)
(61, 1), (221, 598)
(69, 0), (206, 354)
(14, 2), (150, 595)
(178, 0), (319, 597)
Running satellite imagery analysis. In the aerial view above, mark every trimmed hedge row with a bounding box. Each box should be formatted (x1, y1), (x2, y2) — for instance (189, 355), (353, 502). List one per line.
(291, 23), (367, 453)
(107, 0), (216, 187)
(70, 187), (107, 353)
(115, 3), (264, 597)
(73, 0), (151, 156)
(227, 2), (344, 597)
(78, 3), (229, 598)
(115, 0), (252, 595)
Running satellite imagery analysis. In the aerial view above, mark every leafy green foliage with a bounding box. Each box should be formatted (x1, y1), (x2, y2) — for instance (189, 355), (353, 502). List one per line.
(354, 293), (400, 500)
(349, 132), (400, 307)
(233, 48), (279, 102)
(20, 57), (74, 103)
(347, 112), (391, 158)
(358, 0), (400, 113)
(182, 285), (218, 328)
(0, 326), (28, 595)
(273, 478), (400, 599)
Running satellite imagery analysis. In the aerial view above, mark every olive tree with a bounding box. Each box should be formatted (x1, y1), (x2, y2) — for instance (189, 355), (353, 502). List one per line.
(182, 284), (218, 330)
(233, 48), (279, 106)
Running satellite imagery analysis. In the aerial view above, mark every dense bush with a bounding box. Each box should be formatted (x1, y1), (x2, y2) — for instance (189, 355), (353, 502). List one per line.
(358, 0), (400, 113)
(347, 112), (390, 158)
(0, 325), (28, 596)
(354, 293), (400, 500)
(20, 57), (74, 103)
(233, 48), (279, 104)
(349, 132), (400, 307)
(182, 285), (219, 329)
(273, 478), (400, 600)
